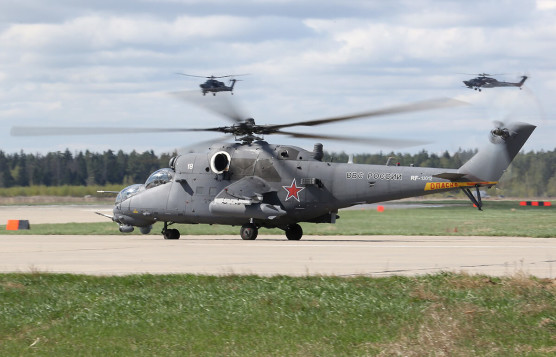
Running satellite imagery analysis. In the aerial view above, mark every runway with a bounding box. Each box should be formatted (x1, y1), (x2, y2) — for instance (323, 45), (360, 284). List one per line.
(1, 234), (555, 278)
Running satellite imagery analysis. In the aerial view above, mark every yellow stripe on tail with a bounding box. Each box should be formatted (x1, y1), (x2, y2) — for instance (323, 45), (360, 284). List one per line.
(424, 181), (498, 191)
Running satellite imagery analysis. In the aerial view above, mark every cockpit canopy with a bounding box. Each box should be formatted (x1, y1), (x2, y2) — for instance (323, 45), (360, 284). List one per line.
(145, 168), (174, 189)
(114, 168), (174, 204)
(115, 184), (143, 204)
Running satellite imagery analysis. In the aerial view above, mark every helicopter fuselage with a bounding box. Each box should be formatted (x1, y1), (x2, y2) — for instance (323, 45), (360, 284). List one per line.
(200, 79), (237, 95)
(113, 141), (484, 232)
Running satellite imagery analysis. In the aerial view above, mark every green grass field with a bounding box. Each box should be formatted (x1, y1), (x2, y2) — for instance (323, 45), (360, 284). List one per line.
(2, 201), (555, 237)
(1, 273), (555, 356)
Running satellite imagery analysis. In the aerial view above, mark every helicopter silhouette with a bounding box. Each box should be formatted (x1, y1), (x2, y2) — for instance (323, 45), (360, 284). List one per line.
(10, 96), (535, 240)
(463, 73), (528, 92)
(177, 73), (247, 96)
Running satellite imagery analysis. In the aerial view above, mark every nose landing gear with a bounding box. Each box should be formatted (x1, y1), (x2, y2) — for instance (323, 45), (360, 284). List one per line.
(240, 223), (258, 240)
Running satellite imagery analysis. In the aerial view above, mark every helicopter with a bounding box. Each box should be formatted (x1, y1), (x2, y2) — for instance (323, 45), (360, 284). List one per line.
(10, 97), (535, 240)
(463, 73), (528, 91)
(177, 73), (247, 96)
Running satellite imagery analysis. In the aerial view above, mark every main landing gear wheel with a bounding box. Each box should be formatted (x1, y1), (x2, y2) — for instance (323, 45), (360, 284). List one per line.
(164, 229), (180, 240)
(162, 222), (180, 240)
(240, 223), (258, 240)
(285, 224), (303, 240)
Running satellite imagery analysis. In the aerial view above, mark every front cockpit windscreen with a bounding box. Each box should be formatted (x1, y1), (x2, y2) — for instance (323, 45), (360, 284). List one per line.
(116, 184), (143, 204)
(145, 168), (174, 189)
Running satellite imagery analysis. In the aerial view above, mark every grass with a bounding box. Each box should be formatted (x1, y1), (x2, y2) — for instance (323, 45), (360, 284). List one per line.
(1, 272), (555, 356)
(1, 201), (555, 237)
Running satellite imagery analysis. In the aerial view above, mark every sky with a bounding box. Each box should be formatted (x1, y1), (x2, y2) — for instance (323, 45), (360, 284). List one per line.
(1, 0), (555, 156)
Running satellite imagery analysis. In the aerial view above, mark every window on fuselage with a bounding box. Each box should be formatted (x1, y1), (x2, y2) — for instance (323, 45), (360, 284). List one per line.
(116, 184), (143, 204)
(145, 168), (174, 189)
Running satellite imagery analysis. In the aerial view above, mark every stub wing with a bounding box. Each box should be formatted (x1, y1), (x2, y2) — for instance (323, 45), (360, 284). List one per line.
(209, 176), (286, 219)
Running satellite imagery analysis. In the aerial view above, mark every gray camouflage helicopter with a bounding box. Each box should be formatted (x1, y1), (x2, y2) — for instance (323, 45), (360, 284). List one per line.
(177, 73), (247, 96)
(463, 73), (528, 92)
(11, 98), (535, 240)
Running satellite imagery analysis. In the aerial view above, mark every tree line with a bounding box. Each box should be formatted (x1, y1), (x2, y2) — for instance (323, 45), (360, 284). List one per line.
(0, 149), (172, 188)
(0, 148), (554, 197)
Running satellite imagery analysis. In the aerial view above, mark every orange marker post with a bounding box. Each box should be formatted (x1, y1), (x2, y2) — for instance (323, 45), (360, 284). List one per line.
(6, 220), (20, 230)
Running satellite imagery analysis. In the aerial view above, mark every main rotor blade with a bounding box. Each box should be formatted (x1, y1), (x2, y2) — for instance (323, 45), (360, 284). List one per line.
(176, 73), (248, 79)
(169, 90), (247, 123)
(211, 74), (249, 78)
(177, 134), (234, 155)
(458, 73), (505, 76)
(10, 126), (223, 136)
(267, 97), (467, 131)
(176, 73), (208, 78)
(276, 130), (429, 148)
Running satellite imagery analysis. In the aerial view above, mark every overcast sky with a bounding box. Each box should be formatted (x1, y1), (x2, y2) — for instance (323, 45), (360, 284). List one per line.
(1, 0), (555, 156)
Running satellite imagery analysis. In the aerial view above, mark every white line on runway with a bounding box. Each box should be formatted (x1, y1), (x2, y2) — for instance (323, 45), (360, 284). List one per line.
(186, 243), (556, 249)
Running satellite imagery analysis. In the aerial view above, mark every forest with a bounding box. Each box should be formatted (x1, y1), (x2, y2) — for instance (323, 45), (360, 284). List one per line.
(0, 148), (554, 197)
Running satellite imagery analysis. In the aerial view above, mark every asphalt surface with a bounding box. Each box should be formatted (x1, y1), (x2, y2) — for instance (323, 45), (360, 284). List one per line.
(1, 234), (555, 278)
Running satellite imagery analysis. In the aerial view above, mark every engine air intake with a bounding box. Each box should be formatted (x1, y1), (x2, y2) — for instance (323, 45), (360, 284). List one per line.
(210, 151), (231, 174)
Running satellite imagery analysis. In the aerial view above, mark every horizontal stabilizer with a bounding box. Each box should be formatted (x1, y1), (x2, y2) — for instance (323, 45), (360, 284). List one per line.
(433, 172), (467, 181)
(424, 181), (497, 191)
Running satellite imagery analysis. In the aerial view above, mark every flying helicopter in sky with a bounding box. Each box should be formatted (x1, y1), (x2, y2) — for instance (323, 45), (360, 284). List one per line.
(10, 97), (535, 240)
(177, 73), (247, 96)
(463, 73), (528, 92)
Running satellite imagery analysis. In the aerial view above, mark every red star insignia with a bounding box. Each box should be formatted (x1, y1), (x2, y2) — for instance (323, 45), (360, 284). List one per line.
(282, 178), (305, 202)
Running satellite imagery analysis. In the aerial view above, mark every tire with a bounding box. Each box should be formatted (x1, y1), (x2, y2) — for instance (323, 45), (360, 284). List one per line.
(240, 224), (258, 240)
(164, 229), (180, 240)
(170, 229), (180, 239)
(285, 224), (303, 240)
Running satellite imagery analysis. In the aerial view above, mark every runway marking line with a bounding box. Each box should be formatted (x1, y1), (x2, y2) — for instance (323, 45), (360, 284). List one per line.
(185, 243), (556, 249)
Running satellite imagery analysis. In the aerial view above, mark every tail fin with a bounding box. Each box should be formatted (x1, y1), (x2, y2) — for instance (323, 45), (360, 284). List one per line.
(458, 122), (535, 182)
(517, 76), (528, 87)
